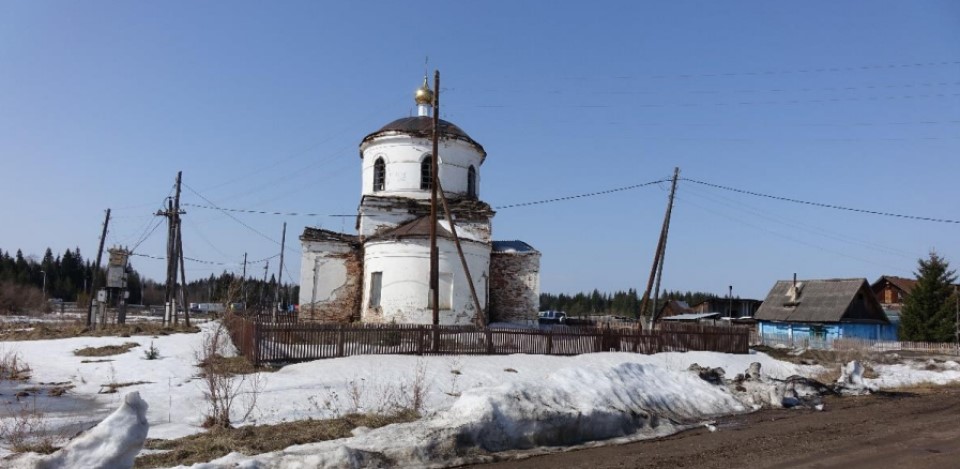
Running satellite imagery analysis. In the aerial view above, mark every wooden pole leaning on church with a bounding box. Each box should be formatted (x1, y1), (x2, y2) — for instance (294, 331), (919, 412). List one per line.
(429, 70), (441, 327)
(435, 178), (485, 327)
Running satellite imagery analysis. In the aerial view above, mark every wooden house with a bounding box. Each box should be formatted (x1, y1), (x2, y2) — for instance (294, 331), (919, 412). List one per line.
(690, 298), (763, 318)
(657, 300), (694, 320)
(755, 278), (897, 344)
(870, 275), (916, 307)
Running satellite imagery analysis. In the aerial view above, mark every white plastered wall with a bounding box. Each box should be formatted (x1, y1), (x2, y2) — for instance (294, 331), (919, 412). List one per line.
(361, 238), (491, 325)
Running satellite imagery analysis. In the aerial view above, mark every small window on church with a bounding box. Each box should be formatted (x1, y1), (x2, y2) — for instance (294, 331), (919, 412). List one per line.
(420, 155), (433, 190)
(467, 166), (477, 198)
(369, 272), (383, 308)
(373, 158), (385, 192)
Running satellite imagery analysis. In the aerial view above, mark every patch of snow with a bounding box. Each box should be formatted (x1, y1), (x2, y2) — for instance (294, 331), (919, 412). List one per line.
(9, 391), (148, 469)
(180, 361), (748, 468)
(866, 361), (960, 389)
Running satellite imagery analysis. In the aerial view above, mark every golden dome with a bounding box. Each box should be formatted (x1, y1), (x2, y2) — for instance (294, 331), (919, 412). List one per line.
(414, 76), (434, 106)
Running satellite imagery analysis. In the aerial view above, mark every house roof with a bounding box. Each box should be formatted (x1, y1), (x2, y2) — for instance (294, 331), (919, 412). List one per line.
(755, 278), (889, 324)
(492, 240), (539, 254)
(872, 275), (918, 295)
(662, 312), (721, 321)
(360, 116), (486, 158)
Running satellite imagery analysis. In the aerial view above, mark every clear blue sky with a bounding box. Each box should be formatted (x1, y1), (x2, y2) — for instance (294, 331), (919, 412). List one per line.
(2, 1), (958, 299)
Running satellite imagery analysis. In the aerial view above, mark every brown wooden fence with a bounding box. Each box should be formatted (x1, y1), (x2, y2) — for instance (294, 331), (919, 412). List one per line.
(225, 318), (751, 366)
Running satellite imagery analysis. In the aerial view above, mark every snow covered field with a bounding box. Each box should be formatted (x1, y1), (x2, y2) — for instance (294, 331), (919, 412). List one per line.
(3, 321), (960, 468)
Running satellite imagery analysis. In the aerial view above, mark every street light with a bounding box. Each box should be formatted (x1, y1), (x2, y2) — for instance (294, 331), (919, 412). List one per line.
(40, 270), (47, 302)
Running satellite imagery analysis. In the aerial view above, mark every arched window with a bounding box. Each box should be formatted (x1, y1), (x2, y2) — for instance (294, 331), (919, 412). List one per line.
(420, 155), (433, 190)
(467, 165), (477, 198)
(373, 158), (385, 192)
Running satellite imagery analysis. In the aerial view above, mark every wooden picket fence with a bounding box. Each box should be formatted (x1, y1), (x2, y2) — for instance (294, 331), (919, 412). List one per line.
(225, 317), (750, 366)
(757, 333), (960, 355)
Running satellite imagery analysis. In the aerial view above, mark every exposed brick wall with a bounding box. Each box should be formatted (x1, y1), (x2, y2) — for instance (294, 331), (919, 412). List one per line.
(301, 250), (363, 323)
(489, 251), (540, 323)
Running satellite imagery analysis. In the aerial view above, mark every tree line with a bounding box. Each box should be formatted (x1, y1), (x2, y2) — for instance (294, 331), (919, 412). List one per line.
(0, 247), (297, 313)
(539, 289), (720, 317)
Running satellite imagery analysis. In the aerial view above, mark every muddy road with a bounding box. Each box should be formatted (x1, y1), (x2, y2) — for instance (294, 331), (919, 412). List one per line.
(472, 385), (960, 469)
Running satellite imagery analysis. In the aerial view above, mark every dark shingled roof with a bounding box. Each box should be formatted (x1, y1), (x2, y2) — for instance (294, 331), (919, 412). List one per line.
(755, 278), (889, 324)
(360, 116), (486, 158)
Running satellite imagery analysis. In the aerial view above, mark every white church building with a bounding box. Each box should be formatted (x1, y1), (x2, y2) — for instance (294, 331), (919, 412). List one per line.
(298, 78), (540, 325)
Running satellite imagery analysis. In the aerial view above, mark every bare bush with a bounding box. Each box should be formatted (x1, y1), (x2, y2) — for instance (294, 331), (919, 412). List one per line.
(331, 359), (429, 417)
(0, 281), (45, 315)
(399, 359), (428, 413)
(196, 322), (262, 428)
(0, 396), (58, 453)
(0, 348), (31, 381)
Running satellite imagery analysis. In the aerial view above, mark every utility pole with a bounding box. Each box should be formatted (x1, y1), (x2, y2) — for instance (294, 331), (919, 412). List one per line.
(429, 69), (440, 326)
(242, 252), (248, 311)
(275, 222), (287, 320)
(157, 172), (184, 325)
(261, 260), (270, 316)
(640, 167), (680, 328)
(87, 209), (111, 327)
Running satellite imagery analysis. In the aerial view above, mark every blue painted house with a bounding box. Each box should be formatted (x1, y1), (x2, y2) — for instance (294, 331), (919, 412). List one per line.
(756, 278), (898, 347)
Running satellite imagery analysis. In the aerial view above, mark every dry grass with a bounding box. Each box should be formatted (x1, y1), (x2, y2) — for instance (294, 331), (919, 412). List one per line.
(99, 380), (153, 394)
(135, 410), (419, 468)
(0, 348), (31, 381)
(197, 354), (262, 376)
(0, 322), (200, 341)
(73, 342), (140, 357)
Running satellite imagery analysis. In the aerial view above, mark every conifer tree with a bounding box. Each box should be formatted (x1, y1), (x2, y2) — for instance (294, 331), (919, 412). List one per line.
(900, 252), (957, 342)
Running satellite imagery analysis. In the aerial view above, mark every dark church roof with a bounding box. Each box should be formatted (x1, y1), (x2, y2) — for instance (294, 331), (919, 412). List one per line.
(360, 116), (486, 158)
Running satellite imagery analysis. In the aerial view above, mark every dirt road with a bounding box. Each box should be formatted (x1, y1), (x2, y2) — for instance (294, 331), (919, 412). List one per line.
(472, 385), (960, 469)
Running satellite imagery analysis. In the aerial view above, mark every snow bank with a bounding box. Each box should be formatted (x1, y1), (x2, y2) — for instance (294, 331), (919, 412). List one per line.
(182, 361), (747, 468)
(867, 360), (960, 389)
(10, 391), (149, 469)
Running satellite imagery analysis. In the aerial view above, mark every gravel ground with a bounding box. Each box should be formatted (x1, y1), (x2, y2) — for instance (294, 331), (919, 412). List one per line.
(470, 384), (960, 469)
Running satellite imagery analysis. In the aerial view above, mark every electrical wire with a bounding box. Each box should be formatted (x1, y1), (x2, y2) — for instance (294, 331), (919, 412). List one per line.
(673, 194), (911, 274)
(682, 178), (960, 224)
(494, 179), (670, 209)
(182, 182), (283, 246)
(131, 252), (278, 266)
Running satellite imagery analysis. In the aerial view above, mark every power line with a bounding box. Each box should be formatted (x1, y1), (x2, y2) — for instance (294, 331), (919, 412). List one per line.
(683, 177), (960, 224)
(493, 179), (670, 209)
(131, 252), (278, 266)
(131, 218), (164, 253)
(647, 59), (960, 79)
(182, 178), (671, 216)
(674, 194), (911, 274)
(473, 92), (960, 110)
(680, 184), (918, 259)
(182, 183), (284, 246)
(182, 203), (330, 217)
